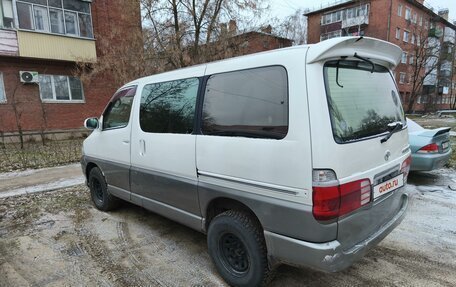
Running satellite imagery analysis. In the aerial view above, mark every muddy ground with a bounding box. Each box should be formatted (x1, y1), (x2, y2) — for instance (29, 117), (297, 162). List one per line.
(1, 170), (456, 287)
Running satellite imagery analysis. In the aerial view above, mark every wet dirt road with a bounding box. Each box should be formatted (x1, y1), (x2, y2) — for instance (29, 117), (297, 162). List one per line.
(1, 169), (455, 287)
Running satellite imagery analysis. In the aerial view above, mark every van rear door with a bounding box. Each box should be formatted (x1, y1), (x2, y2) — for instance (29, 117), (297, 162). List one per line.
(306, 37), (410, 248)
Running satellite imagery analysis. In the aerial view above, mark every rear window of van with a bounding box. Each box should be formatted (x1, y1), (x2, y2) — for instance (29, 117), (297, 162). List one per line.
(324, 60), (406, 143)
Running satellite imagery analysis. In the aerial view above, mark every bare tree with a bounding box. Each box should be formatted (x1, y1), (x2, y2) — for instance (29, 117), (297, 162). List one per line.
(142, 0), (269, 68)
(76, 0), (269, 89)
(275, 8), (307, 45)
(405, 26), (442, 113)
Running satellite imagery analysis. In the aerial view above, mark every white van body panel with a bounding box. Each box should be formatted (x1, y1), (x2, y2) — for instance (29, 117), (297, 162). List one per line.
(197, 47), (312, 204)
(307, 37), (402, 67)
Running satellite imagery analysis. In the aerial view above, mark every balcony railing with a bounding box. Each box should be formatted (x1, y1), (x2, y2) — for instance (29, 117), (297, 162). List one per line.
(342, 16), (369, 29)
(0, 29), (19, 56)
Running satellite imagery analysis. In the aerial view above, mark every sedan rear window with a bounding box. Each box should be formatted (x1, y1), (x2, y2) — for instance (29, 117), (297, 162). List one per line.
(324, 60), (405, 143)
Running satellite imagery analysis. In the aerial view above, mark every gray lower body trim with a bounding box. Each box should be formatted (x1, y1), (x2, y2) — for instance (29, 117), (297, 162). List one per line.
(264, 193), (408, 272)
(198, 181), (337, 242)
(83, 155), (130, 192)
(131, 192), (203, 232)
(108, 185), (131, 201)
(130, 166), (200, 215)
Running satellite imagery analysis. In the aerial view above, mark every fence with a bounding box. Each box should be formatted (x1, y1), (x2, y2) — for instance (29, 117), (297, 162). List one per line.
(0, 130), (86, 173)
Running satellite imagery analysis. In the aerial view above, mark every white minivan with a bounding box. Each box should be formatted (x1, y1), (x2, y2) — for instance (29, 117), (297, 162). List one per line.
(82, 37), (411, 286)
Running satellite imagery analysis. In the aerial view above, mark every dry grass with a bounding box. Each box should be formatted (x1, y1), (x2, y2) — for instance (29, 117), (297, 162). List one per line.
(0, 138), (83, 173)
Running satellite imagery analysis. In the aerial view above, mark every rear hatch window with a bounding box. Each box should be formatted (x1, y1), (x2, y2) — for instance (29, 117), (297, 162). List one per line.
(324, 60), (406, 143)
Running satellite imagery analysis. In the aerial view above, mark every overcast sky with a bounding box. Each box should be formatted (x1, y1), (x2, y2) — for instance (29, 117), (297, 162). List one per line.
(270, 0), (456, 23)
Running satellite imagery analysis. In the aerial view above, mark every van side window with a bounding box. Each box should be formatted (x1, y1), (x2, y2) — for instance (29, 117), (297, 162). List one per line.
(102, 86), (136, 130)
(202, 66), (288, 139)
(140, 78), (198, 134)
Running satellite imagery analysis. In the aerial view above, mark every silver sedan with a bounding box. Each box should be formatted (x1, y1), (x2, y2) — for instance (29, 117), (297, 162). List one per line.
(407, 118), (452, 171)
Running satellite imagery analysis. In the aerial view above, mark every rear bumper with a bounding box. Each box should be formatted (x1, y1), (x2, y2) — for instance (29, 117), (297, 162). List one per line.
(410, 149), (452, 171)
(264, 193), (408, 272)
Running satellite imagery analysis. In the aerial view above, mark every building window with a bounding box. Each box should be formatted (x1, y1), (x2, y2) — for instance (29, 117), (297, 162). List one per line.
(403, 30), (409, 42)
(140, 78), (198, 134)
(0, 0), (14, 28)
(0, 72), (6, 103)
(15, 0), (93, 38)
(411, 33), (416, 45)
(399, 72), (406, 84)
(396, 27), (400, 39)
(419, 15), (423, 26)
(39, 74), (84, 102)
(401, 52), (407, 63)
(202, 66), (289, 139)
(405, 7), (411, 20)
(398, 4), (402, 16)
(409, 53), (414, 65)
(412, 12), (417, 24)
(321, 4), (369, 26)
(320, 30), (342, 41)
(417, 34), (421, 46)
(424, 20), (428, 29)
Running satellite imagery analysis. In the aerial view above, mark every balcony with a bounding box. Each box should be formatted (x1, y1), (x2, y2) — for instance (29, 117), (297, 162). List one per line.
(443, 27), (455, 43)
(0, 29), (18, 56)
(428, 27), (443, 38)
(341, 16), (369, 29)
(17, 31), (97, 62)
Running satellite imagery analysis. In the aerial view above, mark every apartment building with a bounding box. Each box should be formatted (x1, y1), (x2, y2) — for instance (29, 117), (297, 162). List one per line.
(305, 0), (456, 112)
(0, 0), (141, 135)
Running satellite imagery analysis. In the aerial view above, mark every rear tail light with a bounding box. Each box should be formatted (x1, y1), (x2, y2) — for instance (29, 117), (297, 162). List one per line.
(401, 156), (412, 183)
(312, 170), (371, 221)
(417, 143), (439, 154)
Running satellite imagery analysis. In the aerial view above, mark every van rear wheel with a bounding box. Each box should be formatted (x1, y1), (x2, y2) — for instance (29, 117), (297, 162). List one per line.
(88, 167), (119, 211)
(207, 210), (272, 287)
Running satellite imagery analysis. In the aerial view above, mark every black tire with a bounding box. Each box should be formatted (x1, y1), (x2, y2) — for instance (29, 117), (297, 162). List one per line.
(88, 167), (119, 211)
(207, 210), (272, 287)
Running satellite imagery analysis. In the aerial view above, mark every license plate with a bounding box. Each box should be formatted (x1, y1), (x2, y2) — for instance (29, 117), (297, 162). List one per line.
(442, 141), (449, 149)
(373, 174), (404, 199)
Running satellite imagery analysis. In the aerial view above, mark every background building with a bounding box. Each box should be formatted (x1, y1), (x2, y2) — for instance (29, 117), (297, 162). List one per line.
(305, 0), (456, 113)
(0, 0), (141, 136)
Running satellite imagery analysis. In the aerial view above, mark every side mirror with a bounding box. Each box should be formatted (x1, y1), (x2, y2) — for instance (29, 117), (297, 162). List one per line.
(84, 117), (99, 130)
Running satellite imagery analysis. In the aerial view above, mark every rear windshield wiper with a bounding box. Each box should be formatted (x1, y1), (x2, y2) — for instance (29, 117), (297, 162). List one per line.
(381, 122), (403, 143)
(353, 53), (375, 73)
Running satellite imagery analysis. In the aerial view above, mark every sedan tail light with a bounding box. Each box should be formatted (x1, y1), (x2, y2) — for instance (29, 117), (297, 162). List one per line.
(417, 143), (439, 154)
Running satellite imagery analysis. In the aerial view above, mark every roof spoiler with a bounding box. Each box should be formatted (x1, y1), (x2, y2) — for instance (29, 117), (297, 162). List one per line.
(307, 37), (403, 68)
(419, 127), (451, 138)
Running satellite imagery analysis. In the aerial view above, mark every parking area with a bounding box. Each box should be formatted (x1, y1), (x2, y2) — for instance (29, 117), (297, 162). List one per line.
(1, 169), (456, 287)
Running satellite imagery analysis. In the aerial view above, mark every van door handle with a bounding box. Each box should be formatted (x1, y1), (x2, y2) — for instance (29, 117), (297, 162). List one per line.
(139, 139), (146, 156)
(122, 140), (130, 144)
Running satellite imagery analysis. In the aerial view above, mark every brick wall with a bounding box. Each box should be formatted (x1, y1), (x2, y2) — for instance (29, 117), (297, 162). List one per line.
(0, 57), (114, 132)
(0, 0), (141, 133)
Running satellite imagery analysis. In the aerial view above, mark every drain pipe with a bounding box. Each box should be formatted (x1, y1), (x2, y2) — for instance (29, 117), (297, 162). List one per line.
(387, 0), (393, 41)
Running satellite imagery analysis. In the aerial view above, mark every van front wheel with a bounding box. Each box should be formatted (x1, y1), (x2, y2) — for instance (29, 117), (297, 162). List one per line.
(207, 210), (272, 287)
(88, 167), (119, 211)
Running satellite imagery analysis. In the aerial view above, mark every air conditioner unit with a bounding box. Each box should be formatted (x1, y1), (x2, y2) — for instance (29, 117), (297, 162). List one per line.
(20, 71), (39, 83)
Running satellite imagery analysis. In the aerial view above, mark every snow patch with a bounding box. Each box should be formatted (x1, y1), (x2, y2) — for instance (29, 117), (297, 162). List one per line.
(0, 176), (84, 199)
(0, 163), (81, 180)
